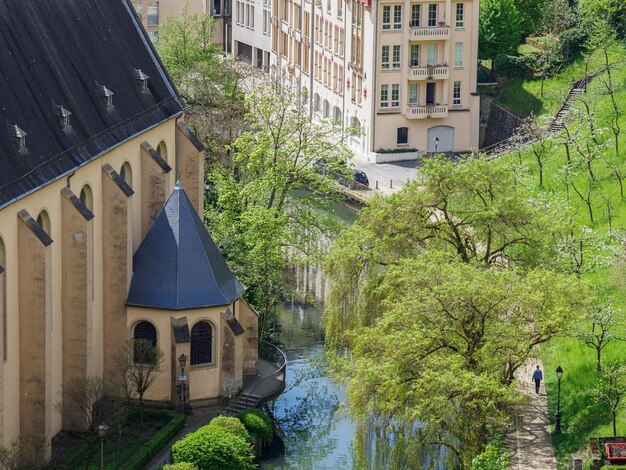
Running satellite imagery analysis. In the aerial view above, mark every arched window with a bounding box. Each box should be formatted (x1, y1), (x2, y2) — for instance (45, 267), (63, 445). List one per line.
(157, 141), (167, 163)
(313, 93), (321, 112)
(323, 100), (330, 118)
(133, 320), (157, 363)
(333, 106), (342, 124)
(37, 210), (50, 235)
(120, 162), (132, 187)
(190, 321), (213, 366)
(79, 185), (93, 211)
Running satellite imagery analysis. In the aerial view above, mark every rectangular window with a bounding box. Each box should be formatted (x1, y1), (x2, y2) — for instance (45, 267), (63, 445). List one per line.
(392, 45), (401, 69)
(147, 2), (159, 26)
(453, 81), (461, 105)
(381, 45), (390, 70)
(381, 84), (389, 107)
(391, 84), (400, 107)
(393, 5), (402, 29)
(409, 83), (419, 105)
(428, 4), (437, 27)
(427, 44), (437, 66)
(382, 5), (391, 30)
(397, 127), (409, 145)
(338, 0), (343, 18)
(410, 4), (420, 27)
(456, 3), (464, 28)
(339, 66), (344, 93)
(334, 25), (339, 53)
(455, 42), (463, 67)
(410, 44), (420, 67)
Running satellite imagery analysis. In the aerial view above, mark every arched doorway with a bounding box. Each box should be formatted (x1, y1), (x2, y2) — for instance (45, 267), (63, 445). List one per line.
(427, 125), (454, 153)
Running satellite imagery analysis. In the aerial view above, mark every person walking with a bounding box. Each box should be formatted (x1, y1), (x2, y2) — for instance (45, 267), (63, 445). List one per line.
(532, 365), (543, 395)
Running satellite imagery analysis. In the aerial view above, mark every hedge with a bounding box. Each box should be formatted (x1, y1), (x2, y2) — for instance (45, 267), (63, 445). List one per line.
(601, 466), (626, 469)
(236, 409), (273, 449)
(209, 416), (252, 443)
(170, 424), (255, 470)
(119, 412), (186, 470)
(374, 148), (418, 154)
(163, 463), (199, 470)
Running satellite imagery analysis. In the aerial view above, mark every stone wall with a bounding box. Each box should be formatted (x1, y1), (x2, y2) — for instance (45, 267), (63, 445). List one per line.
(481, 102), (524, 149)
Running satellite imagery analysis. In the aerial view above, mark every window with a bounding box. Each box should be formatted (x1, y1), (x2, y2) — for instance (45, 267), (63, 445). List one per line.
(133, 321), (157, 363)
(410, 4), (420, 27)
(314, 93), (321, 112)
(453, 81), (461, 105)
(392, 45), (401, 69)
(428, 4), (437, 27)
(147, 2), (159, 26)
(381, 46), (390, 69)
(391, 84), (400, 107)
(427, 43), (437, 66)
(380, 84), (389, 107)
(327, 0), (331, 12)
(397, 127), (409, 145)
(148, 30), (158, 43)
(455, 3), (464, 28)
(393, 5), (402, 29)
(191, 321), (213, 365)
(455, 42), (463, 67)
(409, 82), (419, 105)
(80, 185), (93, 211)
(410, 44), (420, 67)
(337, 0), (343, 18)
(382, 5), (391, 30)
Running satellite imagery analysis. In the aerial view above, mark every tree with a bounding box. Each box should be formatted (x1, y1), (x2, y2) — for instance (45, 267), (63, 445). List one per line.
(517, 0), (546, 37)
(579, 0), (626, 38)
(541, 0), (576, 36)
(207, 85), (354, 339)
(515, 116), (554, 185)
(575, 303), (624, 371)
(479, 0), (522, 65)
(555, 226), (616, 277)
(0, 435), (47, 470)
(593, 362), (626, 437)
(115, 339), (164, 429)
(324, 156), (589, 464)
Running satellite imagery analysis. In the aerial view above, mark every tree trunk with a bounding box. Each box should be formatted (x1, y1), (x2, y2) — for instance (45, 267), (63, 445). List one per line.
(613, 409), (617, 437)
(597, 348), (602, 372)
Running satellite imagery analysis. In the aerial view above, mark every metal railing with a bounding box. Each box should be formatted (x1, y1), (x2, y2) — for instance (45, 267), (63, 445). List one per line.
(245, 340), (287, 408)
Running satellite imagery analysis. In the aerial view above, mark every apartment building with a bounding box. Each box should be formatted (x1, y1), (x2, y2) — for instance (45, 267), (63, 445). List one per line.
(134, 0), (232, 52)
(232, 0), (272, 68)
(269, 0), (479, 159)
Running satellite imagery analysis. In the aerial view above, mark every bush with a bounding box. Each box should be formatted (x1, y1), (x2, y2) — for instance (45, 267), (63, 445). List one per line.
(163, 464), (199, 470)
(557, 27), (589, 62)
(374, 148), (418, 154)
(494, 53), (537, 79)
(471, 437), (510, 470)
(170, 424), (255, 470)
(601, 466), (626, 470)
(209, 416), (251, 443)
(236, 409), (273, 448)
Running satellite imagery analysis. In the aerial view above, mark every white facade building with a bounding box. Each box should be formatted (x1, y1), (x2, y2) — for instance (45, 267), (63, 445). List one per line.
(233, 0), (272, 69)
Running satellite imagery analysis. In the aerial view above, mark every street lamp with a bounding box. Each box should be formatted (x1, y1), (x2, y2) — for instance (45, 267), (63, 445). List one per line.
(555, 365), (563, 434)
(583, 56), (589, 92)
(178, 353), (187, 375)
(97, 422), (108, 470)
(434, 136), (440, 154)
(178, 354), (191, 414)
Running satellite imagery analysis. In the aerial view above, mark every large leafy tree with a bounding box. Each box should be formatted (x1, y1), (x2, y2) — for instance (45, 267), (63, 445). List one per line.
(479, 0), (522, 63)
(324, 156), (589, 465)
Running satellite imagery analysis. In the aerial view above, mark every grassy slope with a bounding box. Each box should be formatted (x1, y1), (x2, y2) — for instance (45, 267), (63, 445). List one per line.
(499, 46), (626, 467)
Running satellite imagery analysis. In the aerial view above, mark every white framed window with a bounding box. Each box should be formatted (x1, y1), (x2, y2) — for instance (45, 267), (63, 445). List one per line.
(337, 0), (343, 18)
(393, 5), (402, 29)
(148, 30), (158, 43)
(147, 2), (159, 25)
(410, 44), (420, 67)
(397, 127), (409, 145)
(455, 3), (464, 28)
(392, 45), (401, 69)
(428, 4), (437, 27)
(427, 44), (437, 66)
(409, 82), (419, 105)
(382, 45), (390, 70)
(391, 84), (400, 107)
(410, 4), (420, 27)
(382, 5), (391, 30)
(380, 84), (389, 107)
(453, 81), (461, 105)
(455, 42), (463, 67)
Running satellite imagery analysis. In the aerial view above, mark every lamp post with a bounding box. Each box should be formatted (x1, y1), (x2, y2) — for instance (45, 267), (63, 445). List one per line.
(97, 422), (108, 470)
(583, 56), (589, 92)
(555, 365), (563, 434)
(434, 136), (440, 154)
(178, 353), (190, 413)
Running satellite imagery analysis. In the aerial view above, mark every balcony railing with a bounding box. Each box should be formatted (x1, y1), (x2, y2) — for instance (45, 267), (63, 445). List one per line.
(409, 25), (450, 40)
(405, 104), (448, 119)
(408, 65), (449, 80)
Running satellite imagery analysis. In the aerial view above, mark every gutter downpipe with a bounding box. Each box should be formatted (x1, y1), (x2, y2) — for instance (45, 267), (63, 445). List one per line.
(370, 0), (378, 158)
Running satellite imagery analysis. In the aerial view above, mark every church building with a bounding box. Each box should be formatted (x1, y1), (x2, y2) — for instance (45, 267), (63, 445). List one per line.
(0, 0), (258, 452)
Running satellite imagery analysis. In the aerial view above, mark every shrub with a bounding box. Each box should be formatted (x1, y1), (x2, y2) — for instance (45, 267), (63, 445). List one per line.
(236, 409), (273, 449)
(471, 437), (510, 470)
(163, 464), (199, 470)
(494, 53), (537, 79)
(601, 466), (626, 470)
(170, 424), (255, 470)
(209, 416), (252, 443)
(374, 148), (418, 154)
(557, 27), (589, 62)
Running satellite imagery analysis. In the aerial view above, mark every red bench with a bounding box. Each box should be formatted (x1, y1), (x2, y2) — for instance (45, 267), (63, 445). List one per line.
(606, 443), (626, 463)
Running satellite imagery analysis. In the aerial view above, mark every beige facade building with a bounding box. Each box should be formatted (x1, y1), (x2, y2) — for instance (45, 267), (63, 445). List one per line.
(0, 0), (260, 454)
(269, 0), (479, 160)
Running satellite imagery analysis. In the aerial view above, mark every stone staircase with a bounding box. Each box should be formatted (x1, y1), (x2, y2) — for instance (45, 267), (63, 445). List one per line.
(225, 393), (262, 415)
(549, 87), (584, 132)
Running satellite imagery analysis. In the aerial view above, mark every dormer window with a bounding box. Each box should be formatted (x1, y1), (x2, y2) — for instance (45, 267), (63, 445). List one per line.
(134, 68), (150, 92)
(8, 124), (27, 154)
(96, 82), (114, 108)
(55, 104), (72, 129)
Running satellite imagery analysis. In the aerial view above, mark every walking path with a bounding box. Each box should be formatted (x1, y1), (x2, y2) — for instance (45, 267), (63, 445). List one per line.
(504, 360), (557, 470)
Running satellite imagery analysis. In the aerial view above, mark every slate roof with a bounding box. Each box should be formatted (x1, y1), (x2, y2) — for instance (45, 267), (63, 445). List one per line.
(127, 184), (246, 310)
(0, 0), (183, 208)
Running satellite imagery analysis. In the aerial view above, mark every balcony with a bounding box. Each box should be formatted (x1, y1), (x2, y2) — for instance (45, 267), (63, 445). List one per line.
(408, 65), (449, 80)
(405, 104), (448, 119)
(409, 25), (450, 40)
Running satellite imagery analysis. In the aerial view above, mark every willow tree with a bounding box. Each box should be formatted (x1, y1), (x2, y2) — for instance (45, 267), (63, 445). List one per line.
(324, 155), (589, 466)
